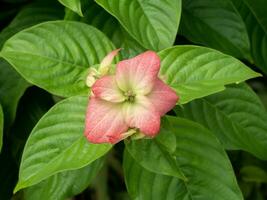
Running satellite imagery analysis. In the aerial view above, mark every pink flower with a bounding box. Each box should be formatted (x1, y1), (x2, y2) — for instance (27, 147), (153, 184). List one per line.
(84, 50), (179, 144)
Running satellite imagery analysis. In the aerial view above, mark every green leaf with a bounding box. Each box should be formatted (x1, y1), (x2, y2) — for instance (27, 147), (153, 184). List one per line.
(0, 58), (29, 127)
(180, 0), (250, 60)
(158, 45), (261, 104)
(125, 118), (185, 180)
(0, 88), (54, 200)
(123, 150), (187, 200)
(0, 104), (3, 152)
(10, 87), (54, 162)
(1, 21), (116, 97)
(169, 116), (243, 200)
(58, 0), (83, 16)
(243, 0), (267, 33)
(24, 158), (103, 200)
(0, 1), (64, 48)
(240, 166), (267, 183)
(95, 0), (182, 51)
(15, 95), (112, 192)
(64, 1), (145, 58)
(80, 2), (145, 58)
(124, 116), (243, 200)
(231, 0), (267, 74)
(175, 84), (267, 160)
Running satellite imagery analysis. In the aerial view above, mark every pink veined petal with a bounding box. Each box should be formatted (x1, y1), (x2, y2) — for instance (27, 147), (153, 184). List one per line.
(99, 49), (121, 74)
(84, 97), (128, 144)
(123, 96), (160, 137)
(148, 78), (179, 116)
(116, 51), (160, 95)
(92, 75), (125, 103)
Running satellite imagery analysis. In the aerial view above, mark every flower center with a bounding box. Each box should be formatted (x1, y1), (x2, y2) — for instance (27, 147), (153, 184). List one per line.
(124, 90), (136, 102)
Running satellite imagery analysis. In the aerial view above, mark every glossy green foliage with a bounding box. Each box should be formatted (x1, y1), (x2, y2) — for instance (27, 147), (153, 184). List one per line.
(24, 159), (103, 200)
(95, 0), (182, 51)
(124, 116), (243, 200)
(175, 84), (267, 160)
(1, 21), (116, 97)
(58, 0), (83, 16)
(15, 96), (112, 192)
(159, 46), (260, 104)
(180, 0), (250, 60)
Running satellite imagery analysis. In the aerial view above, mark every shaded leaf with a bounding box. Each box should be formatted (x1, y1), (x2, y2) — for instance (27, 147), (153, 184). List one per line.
(0, 58), (29, 127)
(0, 87), (53, 200)
(168, 116), (243, 200)
(175, 84), (267, 160)
(0, 1), (64, 48)
(123, 149), (187, 200)
(180, 0), (250, 60)
(125, 139), (185, 180)
(95, 0), (181, 51)
(240, 166), (267, 183)
(66, 1), (145, 58)
(232, 0), (267, 74)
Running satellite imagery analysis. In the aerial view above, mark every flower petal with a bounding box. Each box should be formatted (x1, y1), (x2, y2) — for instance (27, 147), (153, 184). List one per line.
(123, 96), (160, 136)
(148, 78), (179, 116)
(92, 75), (125, 102)
(116, 51), (160, 95)
(99, 48), (121, 75)
(85, 97), (128, 144)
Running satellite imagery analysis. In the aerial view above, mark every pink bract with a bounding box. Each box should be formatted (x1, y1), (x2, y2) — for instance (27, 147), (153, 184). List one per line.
(85, 50), (179, 144)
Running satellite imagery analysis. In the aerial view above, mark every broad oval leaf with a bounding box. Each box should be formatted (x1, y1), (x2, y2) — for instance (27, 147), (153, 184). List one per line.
(0, 58), (29, 127)
(159, 45), (260, 104)
(123, 150), (187, 200)
(95, 0), (181, 51)
(0, 1), (64, 48)
(15, 96), (112, 192)
(1, 21), (116, 97)
(24, 158), (103, 200)
(180, 0), (250, 60)
(175, 84), (267, 160)
(58, 0), (83, 16)
(0, 104), (3, 152)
